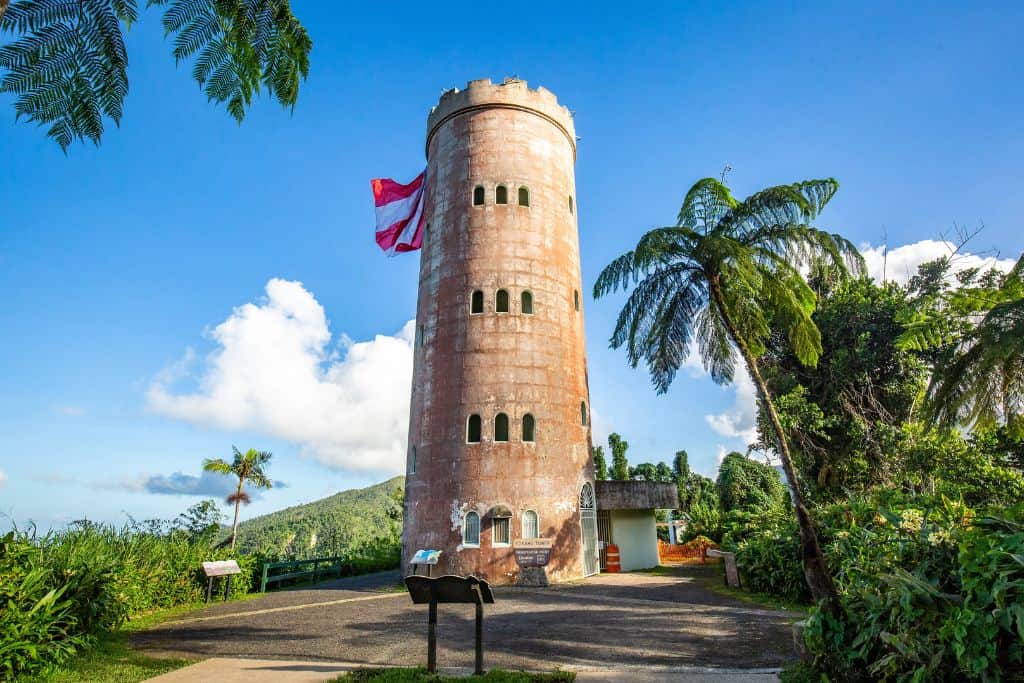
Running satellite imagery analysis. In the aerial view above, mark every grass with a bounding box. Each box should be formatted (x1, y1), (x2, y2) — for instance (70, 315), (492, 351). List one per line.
(336, 668), (575, 682)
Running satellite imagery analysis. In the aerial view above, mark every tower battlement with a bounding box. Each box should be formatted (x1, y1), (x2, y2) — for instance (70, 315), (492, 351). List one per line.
(426, 78), (576, 158)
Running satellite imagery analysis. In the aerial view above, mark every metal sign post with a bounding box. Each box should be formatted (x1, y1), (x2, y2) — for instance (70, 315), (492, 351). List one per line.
(201, 560), (242, 603)
(405, 574), (495, 675)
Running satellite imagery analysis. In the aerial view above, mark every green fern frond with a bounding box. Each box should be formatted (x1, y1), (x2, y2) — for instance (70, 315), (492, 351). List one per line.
(0, 0), (134, 150)
(152, 0), (311, 123)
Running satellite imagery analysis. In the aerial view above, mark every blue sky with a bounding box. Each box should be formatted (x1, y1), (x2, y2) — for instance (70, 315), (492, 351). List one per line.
(2, 2), (1022, 529)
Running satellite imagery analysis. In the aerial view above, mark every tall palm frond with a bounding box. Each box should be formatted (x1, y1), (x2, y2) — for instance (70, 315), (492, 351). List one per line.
(917, 255), (1024, 432)
(0, 0), (136, 150)
(0, 0), (311, 149)
(149, 0), (311, 123)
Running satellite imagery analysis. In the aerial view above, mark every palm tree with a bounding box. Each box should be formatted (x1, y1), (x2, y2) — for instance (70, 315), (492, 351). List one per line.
(901, 254), (1024, 433)
(0, 0), (311, 150)
(594, 177), (863, 608)
(203, 446), (273, 550)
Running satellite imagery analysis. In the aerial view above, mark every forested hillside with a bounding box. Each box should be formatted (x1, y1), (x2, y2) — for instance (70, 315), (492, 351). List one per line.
(234, 476), (404, 560)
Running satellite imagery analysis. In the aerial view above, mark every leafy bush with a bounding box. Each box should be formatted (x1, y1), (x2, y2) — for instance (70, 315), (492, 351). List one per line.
(0, 515), (254, 679)
(722, 509), (810, 603)
(804, 499), (1024, 681)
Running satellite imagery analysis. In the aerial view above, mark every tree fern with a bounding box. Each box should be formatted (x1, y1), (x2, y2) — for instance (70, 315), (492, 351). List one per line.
(0, 0), (310, 150)
(594, 175), (862, 608)
(149, 0), (311, 123)
(0, 0), (134, 150)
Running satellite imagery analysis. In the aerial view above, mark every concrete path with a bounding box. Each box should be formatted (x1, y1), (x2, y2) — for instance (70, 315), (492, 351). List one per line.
(148, 658), (780, 682)
(136, 566), (798, 678)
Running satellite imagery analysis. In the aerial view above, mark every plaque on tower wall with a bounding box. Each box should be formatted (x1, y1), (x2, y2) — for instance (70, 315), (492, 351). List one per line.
(513, 538), (553, 568)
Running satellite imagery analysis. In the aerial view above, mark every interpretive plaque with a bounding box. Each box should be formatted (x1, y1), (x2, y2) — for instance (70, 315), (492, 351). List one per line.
(513, 538), (553, 568)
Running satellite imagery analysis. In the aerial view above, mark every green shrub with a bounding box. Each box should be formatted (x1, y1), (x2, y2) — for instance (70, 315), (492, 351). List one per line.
(722, 509), (810, 603)
(0, 518), (256, 679)
(804, 500), (1024, 682)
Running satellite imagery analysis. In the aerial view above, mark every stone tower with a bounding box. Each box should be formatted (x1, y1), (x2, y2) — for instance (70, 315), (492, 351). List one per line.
(402, 78), (598, 584)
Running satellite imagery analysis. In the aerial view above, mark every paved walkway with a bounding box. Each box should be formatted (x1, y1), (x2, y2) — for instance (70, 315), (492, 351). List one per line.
(135, 566), (799, 679)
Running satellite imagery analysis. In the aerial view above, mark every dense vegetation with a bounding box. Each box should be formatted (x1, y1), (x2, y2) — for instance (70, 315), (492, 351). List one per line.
(597, 173), (1024, 680)
(0, 503), (252, 679)
(2, 477), (405, 679)
(663, 257), (1024, 680)
(234, 476), (403, 561)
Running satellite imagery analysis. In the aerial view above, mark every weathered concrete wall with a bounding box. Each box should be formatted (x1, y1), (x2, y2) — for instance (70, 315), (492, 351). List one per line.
(403, 78), (595, 584)
(596, 481), (680, 511)
(610, 510), (660, 571)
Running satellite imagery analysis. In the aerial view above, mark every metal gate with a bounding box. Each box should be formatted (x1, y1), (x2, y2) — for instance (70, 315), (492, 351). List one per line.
(580, 483), (599, 577)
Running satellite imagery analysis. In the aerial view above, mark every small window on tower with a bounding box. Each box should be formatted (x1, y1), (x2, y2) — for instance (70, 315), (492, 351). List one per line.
(522, 510), (539, 538)
(569, 196), (574, 214)
(409, 446), (416, 474)
(473, 186), (485, 206)
(522, 413), (535, 442)
(580, 401), (588, 426)
(418, 324), (424, 347)
(463, 511), (480, 546)
(574, 289), (580, 311)
(518, 187), (530, 206)
(494, 413), (509, 442)
(496, 289), (510, 313)
(471, 290), (484, 314)
(467, 414), (482, 443)
(495, 185), (508, 204)
(521, 291), (533, 315)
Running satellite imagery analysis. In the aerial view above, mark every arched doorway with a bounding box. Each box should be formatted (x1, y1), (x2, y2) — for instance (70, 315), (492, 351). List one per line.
(580, 483), (599, 576)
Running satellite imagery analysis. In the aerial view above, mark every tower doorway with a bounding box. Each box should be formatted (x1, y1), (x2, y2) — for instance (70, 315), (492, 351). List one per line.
(580, 483), (599, 576)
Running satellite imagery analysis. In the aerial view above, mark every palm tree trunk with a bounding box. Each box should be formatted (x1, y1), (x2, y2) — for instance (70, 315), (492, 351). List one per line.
(230, 480), (242, 550)
(709, 277), (839, 612)
(0, 1), (8, 23)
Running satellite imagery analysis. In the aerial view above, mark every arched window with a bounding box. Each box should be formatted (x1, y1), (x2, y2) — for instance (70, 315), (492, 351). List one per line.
(518, 186), (530, 206)
(494, 413), (509, 442)
(473, 186), (485, 206)
(574, 289), (580, 311)
(467, 414), (482, 443)
(522, 413), (535, 442)
(522, 510), (539, 539)
(580, 401), (588, 426)
(569, 196), (574, 214)
(408, 446), (416, 474)
(495, 185), (508, 204)
(463, 511), (480, 545)
(471, 290), (484, 314)
(521, 291), (533, 315)
(495, 289), (510, 313)
(492, 515), (510, 545)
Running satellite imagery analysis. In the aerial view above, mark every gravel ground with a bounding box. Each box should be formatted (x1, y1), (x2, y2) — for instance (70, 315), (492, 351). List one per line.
(133, 565), (801, 673)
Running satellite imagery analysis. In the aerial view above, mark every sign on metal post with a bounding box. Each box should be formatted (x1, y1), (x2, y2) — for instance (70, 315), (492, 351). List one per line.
(409, 548), (442, 577)
(202, 560), (241, 602)
(405, 574), (495, 675)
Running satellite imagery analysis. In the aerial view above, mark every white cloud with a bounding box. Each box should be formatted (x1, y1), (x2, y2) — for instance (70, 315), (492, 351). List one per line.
(705, 369), (758, 446)
(147, 279), (414, 474)
(0, 470), (7, 488)
(860, 239), (1016, 285)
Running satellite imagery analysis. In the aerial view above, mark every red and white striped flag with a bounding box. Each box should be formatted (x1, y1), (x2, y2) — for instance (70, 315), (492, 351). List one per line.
(371, 169), (426, 255)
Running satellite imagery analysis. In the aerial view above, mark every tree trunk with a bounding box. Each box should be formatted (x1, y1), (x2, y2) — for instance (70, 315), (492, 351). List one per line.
(708, 277), (839, 613)
(230, 481), (242, 550)
(0, 1), (8, 23)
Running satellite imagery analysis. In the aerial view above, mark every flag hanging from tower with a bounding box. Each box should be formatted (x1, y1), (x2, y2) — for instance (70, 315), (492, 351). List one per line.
(371, 169), (426, 255)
